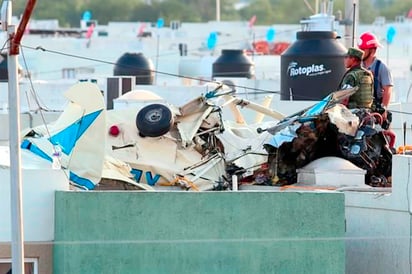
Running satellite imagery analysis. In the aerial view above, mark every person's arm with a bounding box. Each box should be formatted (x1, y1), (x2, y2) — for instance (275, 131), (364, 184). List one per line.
(381, 85), (392, 108)
(378, 62), (393, 109)
(339, 74), (356, 106)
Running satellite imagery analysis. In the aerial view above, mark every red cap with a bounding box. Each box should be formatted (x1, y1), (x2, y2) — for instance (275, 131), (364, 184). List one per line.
(358, 32), (382, 50)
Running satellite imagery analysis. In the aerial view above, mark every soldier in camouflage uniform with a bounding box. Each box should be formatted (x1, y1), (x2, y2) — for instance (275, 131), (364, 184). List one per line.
(338, 47), (374, 109)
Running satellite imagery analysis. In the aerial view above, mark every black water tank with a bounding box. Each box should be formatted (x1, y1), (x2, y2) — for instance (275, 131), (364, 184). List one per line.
(212, 49), (254, 79)
(114, 52), (154, 85)
(280, 31), (346, 100)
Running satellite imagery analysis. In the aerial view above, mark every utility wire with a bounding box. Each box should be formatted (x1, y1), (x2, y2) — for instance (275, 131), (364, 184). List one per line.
(18, 26), (299, 78)
(21, 43), (283, 95)
(14, 37), (412, 117)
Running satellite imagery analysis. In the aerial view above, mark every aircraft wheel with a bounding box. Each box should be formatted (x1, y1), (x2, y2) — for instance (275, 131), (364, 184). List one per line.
(136, 104), (173, 137)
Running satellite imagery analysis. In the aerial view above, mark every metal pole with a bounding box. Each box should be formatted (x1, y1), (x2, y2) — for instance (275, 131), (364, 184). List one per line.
(386, 43), (389, 66)
(351, 2), (356, 47)
(8, 23), (25, 274)
(155, 33), (159, 84)
(7, 1), (37, 273)
(216, 0), (220, 22)
(344, 0), (359, 48)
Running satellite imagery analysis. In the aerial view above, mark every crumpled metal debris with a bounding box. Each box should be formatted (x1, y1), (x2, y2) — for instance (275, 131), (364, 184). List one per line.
(262, 89), (393, 187)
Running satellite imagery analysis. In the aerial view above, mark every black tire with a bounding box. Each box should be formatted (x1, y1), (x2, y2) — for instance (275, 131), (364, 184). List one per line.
(136, 104), (173, 137)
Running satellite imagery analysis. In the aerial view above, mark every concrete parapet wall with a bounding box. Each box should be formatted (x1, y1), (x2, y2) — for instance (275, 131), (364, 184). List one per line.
(0, 168), (69, 242)
(345, 155), (412, 274)
(54, 191), (345, 274)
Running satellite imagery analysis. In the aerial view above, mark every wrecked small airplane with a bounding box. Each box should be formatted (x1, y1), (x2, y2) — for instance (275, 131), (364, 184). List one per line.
(104, 82), (284, 191)
(262, 88), (394, 187)
(15, 81), (282, 191)
(20, 82), (107, 189)
(17, 82), (394, 190)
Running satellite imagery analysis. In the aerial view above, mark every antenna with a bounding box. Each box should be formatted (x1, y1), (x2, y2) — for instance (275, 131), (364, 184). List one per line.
(352, 1), (356, 47)
(320, 0), (327, 13)
(327, 0), (334, 16)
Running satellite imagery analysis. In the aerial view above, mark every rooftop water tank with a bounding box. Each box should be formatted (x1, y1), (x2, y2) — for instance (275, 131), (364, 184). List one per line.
(114, 53), (154, 85)
(297, 156), (366, 187)
(280, 31), (346, 100)
(212, 49), (254, 79)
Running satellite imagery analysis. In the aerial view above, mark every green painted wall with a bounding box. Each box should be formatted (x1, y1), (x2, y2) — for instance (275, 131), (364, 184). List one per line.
(54, 191), (345, 274)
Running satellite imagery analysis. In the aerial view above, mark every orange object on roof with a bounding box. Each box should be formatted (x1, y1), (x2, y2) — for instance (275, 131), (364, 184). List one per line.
(250, 40), (290, 55)
(397, 145), (412, 154)
(271, 42), (290, 55)
(252, 40), (270, 55)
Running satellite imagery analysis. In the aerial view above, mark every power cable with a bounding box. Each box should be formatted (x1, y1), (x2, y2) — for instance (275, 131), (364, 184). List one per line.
(16, 38), (412, 116)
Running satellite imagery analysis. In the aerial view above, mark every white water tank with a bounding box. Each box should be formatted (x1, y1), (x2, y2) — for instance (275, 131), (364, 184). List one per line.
(113, 89), (166, 110)
(297, 156), (366, 187)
